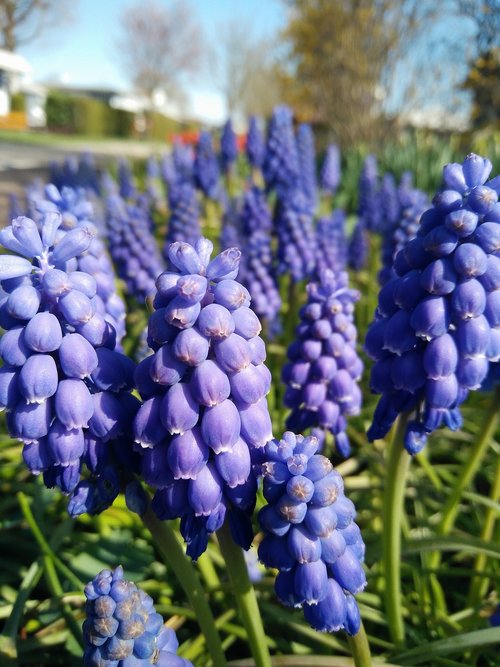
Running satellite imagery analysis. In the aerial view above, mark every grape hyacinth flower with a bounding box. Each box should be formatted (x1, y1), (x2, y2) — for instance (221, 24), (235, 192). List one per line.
(316, 209), (348, 274)
(275, 189), (317, 282)
(263, 105), (300, 197)
(163, 182), (201, 254)
(320, 144), (341, 195)
(219, 194), (243, 253)
(134, 238), (273, 559)
(160, 152), (177, 190)
(282, 270), (363, 457)
(0, 212), (140, 515)
(258, 432), (366, 635)
(296, 123), (318, 212)
(40, 184), (127, 346)
(232, 186), (282, 330)
(106, 195), (165, 302)
(220, 119), (238, 174)
(358, 154), (381, 232)
(246, 116), (265, 170)
(48, 153), (101, 195)
(378, 180), (429, 286)
(366, 153), (500, 453)
(117, 158), (137, 200)
(193, 131), (220, 199)
(173, 143), (195, 185)
(83, 566), (193, 666)
(348, 218), (369, 272)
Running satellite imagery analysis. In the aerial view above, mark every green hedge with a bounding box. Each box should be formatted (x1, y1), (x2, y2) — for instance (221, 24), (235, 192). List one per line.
(45, 91), (136, 137)
(10, 93), (25, 112)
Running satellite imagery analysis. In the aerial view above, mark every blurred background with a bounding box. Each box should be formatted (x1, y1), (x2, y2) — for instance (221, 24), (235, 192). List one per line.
(0, 0), (498, 146)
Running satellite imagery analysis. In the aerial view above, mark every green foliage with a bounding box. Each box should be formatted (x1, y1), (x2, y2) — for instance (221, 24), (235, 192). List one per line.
(463, 47), (500, 130)
(45, 92), (76, 133)
(1, 142), (500, 667)
(9, 93), (25, 112)
(109, 108), (135, 138)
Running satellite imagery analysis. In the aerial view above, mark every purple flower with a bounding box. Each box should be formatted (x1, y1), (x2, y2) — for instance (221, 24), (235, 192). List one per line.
(220, 119), (238, 173)
(106, 194), (164, 303)
(320, 144), (341, 195)
(366, 153), (500, 452)
(0, 210), (140, 515)
(258, 432), (365, 635)
(275, 189), (317, 282)
(83, 566), (193, 666)
(263, 106), (300, 197)
(316, 209), (348, 273)
(194, 131), (220, 198)
(283, 270), (363, 456)
(164, 182), (201, 253)
(246, 116), (265, 169)
(134, 237), (273, 559)
(296, 123), (318, 211)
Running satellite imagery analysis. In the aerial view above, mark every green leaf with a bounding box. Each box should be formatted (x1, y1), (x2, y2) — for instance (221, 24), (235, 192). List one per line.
(394, 628), (500, 665)
(403, 535), (500, 560)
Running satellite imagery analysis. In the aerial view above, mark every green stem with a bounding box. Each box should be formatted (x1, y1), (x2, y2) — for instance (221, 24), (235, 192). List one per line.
(429, 387), (500, 576)
(16, 492), (82, 589)
(17, 493), (84, 648)
(142, 506), (227, 667)
(346, 623), (372, 667)
(382, 413), (411, 646)
(467, 442), (500, 609)
(217, 521), (272, 667)
(438, 388), (500, 537)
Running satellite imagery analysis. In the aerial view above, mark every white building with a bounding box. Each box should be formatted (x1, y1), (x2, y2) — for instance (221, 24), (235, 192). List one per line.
(0, 49), (46, 127)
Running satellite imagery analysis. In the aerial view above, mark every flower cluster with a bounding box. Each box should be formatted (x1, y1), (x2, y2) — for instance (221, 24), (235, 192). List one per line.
(275, 189), (317, 282)
(193, 131), (220, 198)
(117, 158), (138, 200)
(173, 143), (195, 186)
(283, 270), (363, 457)
(366, 153), (500, 453)
(296, 123), (318, 212)
(164, 182), (201, 254)
(246, 116), (265, 170)
(106, 195), (165, 302)
(235, 187), (282, 328)
(49, 153), (101, 195)
(40, 184), (127, 346)
(134, 238), (273, 559)
(378, 180), (429, 286)
(83, 566), (193, 666)
(262, 105), (300, 196)
(348, 219), (369, 272)
(258, 432), (366, 635)
(0, 213), (140, 515)
(320, 144), (341, 195)
(220, 119), (238, 173)
(358, 154), (381, 231)
(316, 209), (348, 274)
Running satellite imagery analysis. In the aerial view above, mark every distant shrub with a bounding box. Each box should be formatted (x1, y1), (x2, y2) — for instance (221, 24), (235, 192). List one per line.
(45, 92), (75, 132)
(10, 93), (25, 112)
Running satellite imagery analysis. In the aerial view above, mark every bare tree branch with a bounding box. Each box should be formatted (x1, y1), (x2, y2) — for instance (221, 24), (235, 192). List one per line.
(0, 0), (72, 51)
(115, 0), (203, 104)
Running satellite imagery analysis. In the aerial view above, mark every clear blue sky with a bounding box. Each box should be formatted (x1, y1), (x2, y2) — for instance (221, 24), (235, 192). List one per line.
(19, 0), (286, 123)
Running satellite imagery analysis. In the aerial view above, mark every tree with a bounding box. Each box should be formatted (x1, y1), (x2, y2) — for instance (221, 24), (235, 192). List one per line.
(279, 0), (460, 145)
(0, 0), (70, 51)
(116, 0), (202, 114)
(462, 47), (500, 129)
(210, 19), (283, 119)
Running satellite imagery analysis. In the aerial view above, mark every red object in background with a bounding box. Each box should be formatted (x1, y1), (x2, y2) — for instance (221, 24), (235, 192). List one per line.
(237, 134), (247, 152)
(169, 130), (248, 151)
(169, 130), (200, 145)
